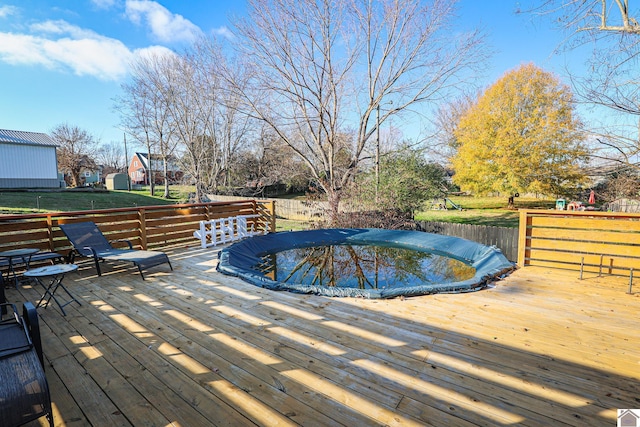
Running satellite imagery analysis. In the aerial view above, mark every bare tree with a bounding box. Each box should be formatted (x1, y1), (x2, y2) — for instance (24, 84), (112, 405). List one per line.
(164, 49), (220, 202)
(116, 52), (178, 198)
(228, 0), (487, 220)
(51, 123), (98, 187)
(432, 92), (478, 161)
(527, 0), (640, 168)
(530, 0), (640, 36)
(191, 39), (256, 193)
(96, 141), (126, 175)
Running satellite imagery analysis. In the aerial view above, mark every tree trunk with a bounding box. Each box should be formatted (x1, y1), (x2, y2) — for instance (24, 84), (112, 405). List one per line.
(326, 189), (342, 225)
(145, 134), (155, 197)
(71, 169), (81, 187)
(163, 159), (170, 198)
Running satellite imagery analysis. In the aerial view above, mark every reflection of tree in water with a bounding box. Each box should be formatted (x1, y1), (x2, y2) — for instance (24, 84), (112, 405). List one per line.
(261, 245), (475, 290)
(428, 254), (476, 283)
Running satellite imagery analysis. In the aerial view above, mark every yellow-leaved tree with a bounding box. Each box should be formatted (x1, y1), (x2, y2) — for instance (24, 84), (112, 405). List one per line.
(451, 63), (587, 206)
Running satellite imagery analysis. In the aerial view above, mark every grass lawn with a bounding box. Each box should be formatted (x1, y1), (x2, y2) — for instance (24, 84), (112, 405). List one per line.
(414, 196), (556, 228)
(0, 187), (555, 229)
(0, 186), (194, 214)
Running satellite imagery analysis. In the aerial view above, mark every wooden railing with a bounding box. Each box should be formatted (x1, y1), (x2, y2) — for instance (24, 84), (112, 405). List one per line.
(517, 209), (640, 275)
(0, 200), (275, 258)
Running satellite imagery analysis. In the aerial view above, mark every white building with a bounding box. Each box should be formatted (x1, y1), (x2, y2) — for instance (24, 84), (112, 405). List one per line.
(0, 129), (61, 188)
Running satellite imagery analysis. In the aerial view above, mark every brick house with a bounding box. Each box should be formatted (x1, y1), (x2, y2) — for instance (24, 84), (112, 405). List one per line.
(128, 152), (183, 185)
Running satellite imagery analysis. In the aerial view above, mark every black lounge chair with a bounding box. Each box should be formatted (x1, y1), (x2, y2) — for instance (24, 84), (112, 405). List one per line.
(0, 302), (53, 427)
(59, 221), (172, 280)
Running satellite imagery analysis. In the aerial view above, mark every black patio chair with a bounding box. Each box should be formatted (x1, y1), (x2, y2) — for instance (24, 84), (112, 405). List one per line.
(59, 221), (172, 280)
(0, 302), (53, 427)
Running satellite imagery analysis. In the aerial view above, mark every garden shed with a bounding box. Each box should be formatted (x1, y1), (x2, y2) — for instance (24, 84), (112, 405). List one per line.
(105, 173), (128, 190)
(0, 129), (61, 189)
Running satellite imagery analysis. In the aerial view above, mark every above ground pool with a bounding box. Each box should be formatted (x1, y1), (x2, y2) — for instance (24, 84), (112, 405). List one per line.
(217, 228), (515, 298)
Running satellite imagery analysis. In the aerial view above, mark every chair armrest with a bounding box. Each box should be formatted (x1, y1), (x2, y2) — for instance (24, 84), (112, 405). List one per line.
(22, 302), (44, 368)
(0, 302), (19, 323)
(110, 239), (134, 249)
(83, 246), (100, 258)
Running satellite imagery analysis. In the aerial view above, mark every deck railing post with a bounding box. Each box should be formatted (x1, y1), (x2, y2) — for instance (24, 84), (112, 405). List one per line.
(269, 200), (276, 232)
(579, 257), (584, 280)
(598, 254), (603, 277)
(628, 268), (634, 294)
(46, 215), (54, 251)
(138, 208), (148, 250)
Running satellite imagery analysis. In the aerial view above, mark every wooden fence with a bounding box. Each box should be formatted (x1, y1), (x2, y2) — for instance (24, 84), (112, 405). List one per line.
(517, 209), (640, 275)
(0, 200), (275, 260)
(206, 194), (326, 221)
(418, 221), (518, 262)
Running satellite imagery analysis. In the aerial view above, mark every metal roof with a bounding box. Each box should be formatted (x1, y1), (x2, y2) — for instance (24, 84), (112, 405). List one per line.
(0, 129), (57, 147)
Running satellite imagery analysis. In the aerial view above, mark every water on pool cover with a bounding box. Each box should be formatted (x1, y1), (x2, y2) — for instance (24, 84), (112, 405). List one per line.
(258, 244), (476, 290)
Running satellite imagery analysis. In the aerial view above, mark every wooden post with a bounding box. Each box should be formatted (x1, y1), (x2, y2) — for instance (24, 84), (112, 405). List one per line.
(598, 254), (603, 277)
(270, 200), (276, 232)
(46, 215), (55, 251)
(139, 208), (148, 250)
(516, 209), (529, 267)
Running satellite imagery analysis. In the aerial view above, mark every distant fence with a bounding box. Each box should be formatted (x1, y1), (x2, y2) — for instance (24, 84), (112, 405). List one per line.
(206, 194), (326, 221)
(606, 198), (640, 213)
(418, 221), (518, 262)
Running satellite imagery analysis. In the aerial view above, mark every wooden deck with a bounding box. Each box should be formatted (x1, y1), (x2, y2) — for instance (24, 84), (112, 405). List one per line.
(7, 245), (639, 426)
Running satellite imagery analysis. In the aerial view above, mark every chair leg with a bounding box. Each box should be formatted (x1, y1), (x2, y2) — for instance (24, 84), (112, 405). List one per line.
(137, 265), (146, 280)
(94, 256), (102, 276)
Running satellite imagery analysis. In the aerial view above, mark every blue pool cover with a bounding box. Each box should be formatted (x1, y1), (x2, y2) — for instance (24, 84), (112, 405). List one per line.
(217, 228), (515, 299)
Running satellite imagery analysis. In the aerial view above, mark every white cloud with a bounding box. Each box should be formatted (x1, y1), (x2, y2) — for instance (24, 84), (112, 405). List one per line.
(90, 0), (119, 9)
(0, 19), (171, 81)
(30, 19), (102, 39)
(212, 26), (234, 40)
(0, 5), (18, 18)
(125, 0), (203, 43)
(134, 44), (176, 60)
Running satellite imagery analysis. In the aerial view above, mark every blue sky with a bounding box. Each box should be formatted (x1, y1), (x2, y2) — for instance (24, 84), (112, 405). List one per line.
(0, 0), (578, 147)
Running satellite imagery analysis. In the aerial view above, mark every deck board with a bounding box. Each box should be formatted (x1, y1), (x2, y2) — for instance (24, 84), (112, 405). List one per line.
(6, 245), (639, 426)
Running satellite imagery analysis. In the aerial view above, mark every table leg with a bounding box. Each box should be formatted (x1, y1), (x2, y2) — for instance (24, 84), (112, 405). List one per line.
(7, 257), (17, 287)
(35, 274), (81, 316)
(6, 254), (34, 288)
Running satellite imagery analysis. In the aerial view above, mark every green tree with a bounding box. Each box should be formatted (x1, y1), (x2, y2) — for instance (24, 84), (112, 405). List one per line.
(451, 63), (587, 205)
(362, 147), (447, 215)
